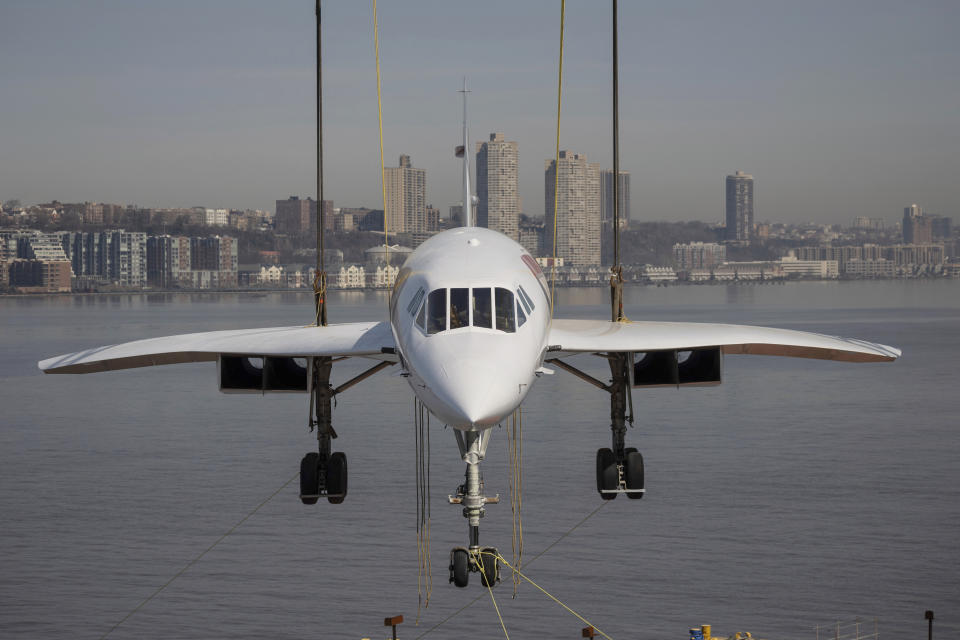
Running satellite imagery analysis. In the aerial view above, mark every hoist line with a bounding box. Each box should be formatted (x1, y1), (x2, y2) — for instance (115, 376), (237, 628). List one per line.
(372, 0), (389, 285)
(414, 398), (433, 623)
(313, 0), (328, 327)
(479, 550), (614, 640)
(98, 471), (300, 640)
(412, 499), (609, 639)
(549, 0), (566, 320)
(507, 408), (524, 597)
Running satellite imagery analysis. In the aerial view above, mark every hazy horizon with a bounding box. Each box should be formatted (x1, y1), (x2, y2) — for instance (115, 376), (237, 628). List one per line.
(2, 1), (958, 226)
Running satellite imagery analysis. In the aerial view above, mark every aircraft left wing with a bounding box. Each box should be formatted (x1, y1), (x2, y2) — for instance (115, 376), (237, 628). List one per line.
(548, 319), (900, 363)
(39, 321), (396, 374)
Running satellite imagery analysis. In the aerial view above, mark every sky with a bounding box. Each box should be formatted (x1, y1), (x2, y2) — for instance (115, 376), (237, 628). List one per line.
(1, 0), (958, 225)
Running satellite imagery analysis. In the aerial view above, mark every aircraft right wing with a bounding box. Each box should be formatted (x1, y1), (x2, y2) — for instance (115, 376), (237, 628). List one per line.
(548, 319), (901, 363)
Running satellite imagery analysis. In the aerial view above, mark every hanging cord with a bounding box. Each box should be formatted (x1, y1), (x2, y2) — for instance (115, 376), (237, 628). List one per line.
(98, 471), (300, 640)
(479, 550), (614, 640)
(414, 398), (433, 623)
(413, 500), (609, 639)
(549, 0), (566, 319)
(372, 0), (390, 288)
(507, 408), (524, 597)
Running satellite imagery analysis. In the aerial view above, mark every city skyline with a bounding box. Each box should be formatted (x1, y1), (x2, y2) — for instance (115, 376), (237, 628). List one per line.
(1, 2), (958, 225)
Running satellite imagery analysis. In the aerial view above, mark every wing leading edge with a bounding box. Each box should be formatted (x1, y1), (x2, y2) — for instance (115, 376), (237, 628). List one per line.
(38, 321), (396, 374)
(548, 319), (900, 363)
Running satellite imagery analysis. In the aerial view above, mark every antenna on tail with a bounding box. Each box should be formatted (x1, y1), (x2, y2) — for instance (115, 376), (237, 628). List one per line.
(457, 78), (474, 228)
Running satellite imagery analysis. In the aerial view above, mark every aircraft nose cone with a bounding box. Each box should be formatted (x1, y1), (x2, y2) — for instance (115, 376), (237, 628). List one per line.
(435, 361), (520, 428)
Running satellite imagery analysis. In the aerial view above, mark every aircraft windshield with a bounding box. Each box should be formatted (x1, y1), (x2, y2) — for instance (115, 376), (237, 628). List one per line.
(423, 287), (519, 334)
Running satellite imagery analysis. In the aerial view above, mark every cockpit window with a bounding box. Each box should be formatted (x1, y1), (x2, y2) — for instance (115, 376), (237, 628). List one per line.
(449, 288), (469, 329)
(517, 285), (534, 313)
(495, 288), (516, 333)
(517, 301), (527, 327)
(472, 288), (493, 329)
(423, 287), (519, 334)
(415, 300), (426, 330)
(427, 288), (446, 334)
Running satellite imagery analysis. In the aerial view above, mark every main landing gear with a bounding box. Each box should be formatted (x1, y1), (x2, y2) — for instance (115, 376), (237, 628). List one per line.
(300, 356), (348, 505)
(447, 430), (501, 589)
(596, 352), (645, 500)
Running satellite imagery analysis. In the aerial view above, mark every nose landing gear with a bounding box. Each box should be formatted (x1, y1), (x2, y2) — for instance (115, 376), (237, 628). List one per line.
(447, 430), (501, 588)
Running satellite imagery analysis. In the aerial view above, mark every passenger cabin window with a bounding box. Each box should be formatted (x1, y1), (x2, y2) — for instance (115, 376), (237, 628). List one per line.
(495, 288), (516, 333)
(472, 288), (493, 329)
(427, 289), (446, 334)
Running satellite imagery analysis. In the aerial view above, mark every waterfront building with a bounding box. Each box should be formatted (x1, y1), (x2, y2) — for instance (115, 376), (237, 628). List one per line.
(476, 133), (520, 241)
(673, 242), (726, 271)
(544, 150), (601, 267)
(725, 170), (755, 242)
(519, 222), (543, 257)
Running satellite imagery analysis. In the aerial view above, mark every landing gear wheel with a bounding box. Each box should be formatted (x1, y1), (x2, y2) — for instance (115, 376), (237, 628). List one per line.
(624, 448), (644, 500)
(479, 547), (499, 588)
(450, 548), (469, 588)
(299, 452), (320, 505)
(326, 452), (348, 504)
(596, 448), (618, 500)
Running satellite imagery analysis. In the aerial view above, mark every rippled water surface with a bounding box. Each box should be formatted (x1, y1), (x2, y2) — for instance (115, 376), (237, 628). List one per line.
(2, 281), (958, 639)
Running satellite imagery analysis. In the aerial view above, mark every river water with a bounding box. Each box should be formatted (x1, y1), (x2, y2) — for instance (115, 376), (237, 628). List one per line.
(1, 281), (957, 639)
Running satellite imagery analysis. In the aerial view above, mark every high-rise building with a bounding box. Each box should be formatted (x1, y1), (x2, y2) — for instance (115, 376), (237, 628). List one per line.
(725, 170), (755, 242)
(903, 204), (932, 244)
(384, 155), (427, 234)
(275, 197), (319, 234)
(476, 133), (520, 240)
(600, 170), (630, 226)
(600, 169), (630, 263)
(544, 150), (601, 267)
(108, 231), (147, 288)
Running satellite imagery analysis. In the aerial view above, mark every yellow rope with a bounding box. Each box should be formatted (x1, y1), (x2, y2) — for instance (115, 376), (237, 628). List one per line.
(549, 0), (566, 319)
(372, 0), (389, 289)
(479, 550), (614, 640)
(477, 552), (510, 639)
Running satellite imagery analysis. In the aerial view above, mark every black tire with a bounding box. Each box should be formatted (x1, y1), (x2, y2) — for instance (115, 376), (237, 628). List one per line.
(625, 450), (644, 500)
(326, 452), (348, 504)
(299, 452), (320, 505)
(451, 548), (469, 588)
(596, 448), (618, 500)
(479, 548), (499, 588)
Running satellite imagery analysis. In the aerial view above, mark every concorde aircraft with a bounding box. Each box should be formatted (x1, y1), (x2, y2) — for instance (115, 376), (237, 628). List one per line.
(39, 95), (901, 589)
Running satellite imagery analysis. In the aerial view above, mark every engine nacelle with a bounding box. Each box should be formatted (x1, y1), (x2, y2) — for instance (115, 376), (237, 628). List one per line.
(218, 355), (309, 393)
(632, 347), (722, 388)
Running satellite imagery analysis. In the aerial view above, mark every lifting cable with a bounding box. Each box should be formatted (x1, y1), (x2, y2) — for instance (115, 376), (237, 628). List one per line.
(549, 0), (566, 319)
(98, 471), (300, 639)
(506, 408), (524, 597)
(413, 500), (610, 639)
(479, 550), (614, 640)
(312, 0), (328, 327)
(477, 552), (511, 640)
(372, 0), (390, 286)
(414, 397), (433, 622)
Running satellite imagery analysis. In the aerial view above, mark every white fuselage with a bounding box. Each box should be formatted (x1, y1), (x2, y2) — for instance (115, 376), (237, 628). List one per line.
(389, 227), (551, 430)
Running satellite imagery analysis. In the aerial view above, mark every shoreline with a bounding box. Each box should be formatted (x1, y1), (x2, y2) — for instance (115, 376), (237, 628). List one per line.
(1, 276), (954, 299)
